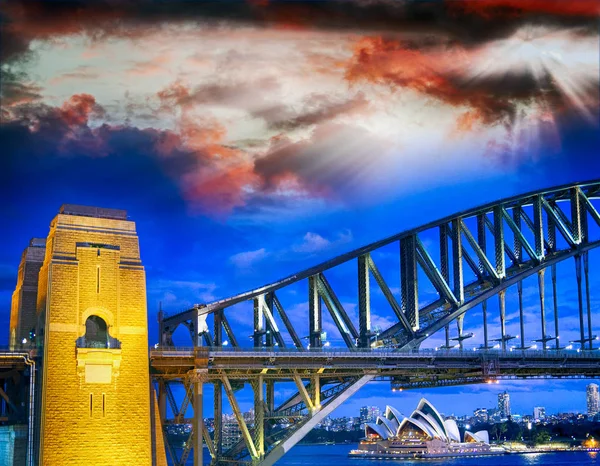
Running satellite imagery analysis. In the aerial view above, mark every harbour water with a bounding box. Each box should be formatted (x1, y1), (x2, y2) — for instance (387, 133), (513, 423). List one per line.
(189, 445), (599, 465)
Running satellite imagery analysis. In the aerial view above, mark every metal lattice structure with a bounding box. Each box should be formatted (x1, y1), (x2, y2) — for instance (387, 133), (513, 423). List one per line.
(151, 180), (600, 466)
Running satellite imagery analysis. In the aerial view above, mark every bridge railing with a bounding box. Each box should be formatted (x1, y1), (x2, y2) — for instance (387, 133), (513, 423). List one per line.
(150, 346), (600, 359)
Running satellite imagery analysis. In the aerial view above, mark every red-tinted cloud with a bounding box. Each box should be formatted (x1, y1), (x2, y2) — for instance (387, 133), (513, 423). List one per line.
(344, 36), (570, 129)
(60, 94), (101, 126)
(446, 0), (600, 18)
(3, 0), (597, 64)
(3, 92), (259, 215)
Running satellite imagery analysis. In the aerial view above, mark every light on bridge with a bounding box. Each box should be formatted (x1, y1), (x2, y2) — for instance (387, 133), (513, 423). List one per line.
(223, 340), (229, 346)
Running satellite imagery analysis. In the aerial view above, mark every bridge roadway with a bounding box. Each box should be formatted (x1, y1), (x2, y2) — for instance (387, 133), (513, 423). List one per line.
(150, 347), (600, 383)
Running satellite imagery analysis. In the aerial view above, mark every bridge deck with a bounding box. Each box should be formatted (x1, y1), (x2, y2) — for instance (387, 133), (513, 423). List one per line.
(150, 348), (600, 380)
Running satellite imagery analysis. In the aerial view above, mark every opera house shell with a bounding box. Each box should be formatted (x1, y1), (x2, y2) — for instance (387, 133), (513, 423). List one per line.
(350, 398), (501, 459)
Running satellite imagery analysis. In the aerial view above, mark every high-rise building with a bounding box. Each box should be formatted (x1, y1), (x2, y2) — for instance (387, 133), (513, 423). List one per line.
(360, 406), (380, 423)
(497, 391), (511, 418)
(473, 408), (488, 423)
(587, 383), (599, 416)
(533, 407), (546, 420)
(360, 406), (368, 422)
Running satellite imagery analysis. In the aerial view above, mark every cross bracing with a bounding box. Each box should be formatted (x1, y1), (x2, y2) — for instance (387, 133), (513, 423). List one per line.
(153, 180), (600, 466)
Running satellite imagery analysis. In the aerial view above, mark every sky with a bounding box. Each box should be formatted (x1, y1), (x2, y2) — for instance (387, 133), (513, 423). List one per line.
(1, 0), (600, 418)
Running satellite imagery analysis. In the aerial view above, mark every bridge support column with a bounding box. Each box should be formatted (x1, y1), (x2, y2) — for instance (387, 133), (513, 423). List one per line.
(311, 375), (321, 411)
(358, 254), (371, 348)
(499, 290), (507, 351)
(551, 265), (560, 349)
(482, 300), (489, 349)
(158, 380), (167, 425)
(584, 253), (594, 350)
(401, 235), (419, 330)
(456, 315), (464, 351)
(194, 378), (204, 466)
(254, 295), (266, 348)
(538, 270), (547, 351)
(266, 380), (275, 413)
(518, 281), (525, 348)
(309, 276), (322, 348)
(493, 206), (505, 278)
(253, 376), (265, 462)
(213, 381), (222, 462)
(575, 255), (586, 349)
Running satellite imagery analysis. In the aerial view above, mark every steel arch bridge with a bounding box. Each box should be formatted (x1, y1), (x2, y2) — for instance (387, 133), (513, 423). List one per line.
(151, 180), (600, 466)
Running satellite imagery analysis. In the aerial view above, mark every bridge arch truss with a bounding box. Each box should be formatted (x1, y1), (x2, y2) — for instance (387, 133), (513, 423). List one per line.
(152, 180), (600, 466)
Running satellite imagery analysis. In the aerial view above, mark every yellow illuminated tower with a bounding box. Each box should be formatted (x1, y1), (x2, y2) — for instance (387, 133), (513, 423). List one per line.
(10, 238), (46, 350)
(36, 205), (151, 465)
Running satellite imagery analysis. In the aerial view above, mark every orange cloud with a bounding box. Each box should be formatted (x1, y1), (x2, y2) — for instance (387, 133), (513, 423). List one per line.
(60, 93), (100, 126)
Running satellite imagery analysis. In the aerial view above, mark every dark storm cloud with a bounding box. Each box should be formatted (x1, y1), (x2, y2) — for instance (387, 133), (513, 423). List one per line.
(2, 0), (598, 64)
(0, 92), (263, 215)
(0, 69), (42, 112)
(0, 94), (199, 207)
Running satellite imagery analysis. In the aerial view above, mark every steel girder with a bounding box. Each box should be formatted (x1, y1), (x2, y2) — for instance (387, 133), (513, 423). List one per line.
(160, 180), (600, 354)
(151, 348), (600, 465)
(156, 180), (600, 466)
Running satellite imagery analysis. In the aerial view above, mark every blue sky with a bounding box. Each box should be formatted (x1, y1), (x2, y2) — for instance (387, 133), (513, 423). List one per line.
(1, 0), (599, 417)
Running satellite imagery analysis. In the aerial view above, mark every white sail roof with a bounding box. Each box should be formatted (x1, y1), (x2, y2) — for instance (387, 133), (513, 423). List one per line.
(375, 415), (396, 437)
(410, 409), (447, 441)
(444, 419), (461, 442)
(415, 398), (448, 439)
(464, 430), (490, 443)
(474, 430), (490, 444)
(365, 423), (390, 439)
(397, 417), (437, 440)
(385, 405), (403, 431)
